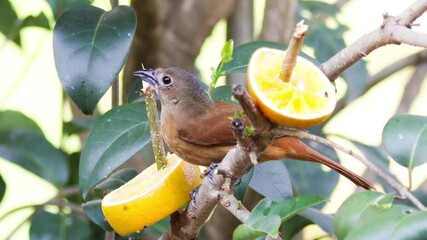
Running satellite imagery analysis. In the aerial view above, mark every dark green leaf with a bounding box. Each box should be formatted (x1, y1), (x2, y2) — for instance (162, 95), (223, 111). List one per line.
(249, 161), (292, 200)
(334, 191), (389, 239)
(82, 199), (113, 231)
(21, 12), (51, 30)
(391, 210), (427, 240)
(234, 168), (253, 201)
(128, 79), (144, 103)
(63, 117), (95, 135)
(210, 85), (234, 103)
(30, 209), (91, 240)
(0, 110), (43, 134)
(79, 103), (151, 199)
(281, 215), (312, 240)
(0, 174), (5, 203)
(233, 223), (267, 240)
(0, 0), (20, 45)
(53, 5), (136, 114)
(46, 0), (92, 19)
(94, 168), (138, 198)
(0, 129), (69, 186)
(383, 115), (427, 170)
(142, 216), (170, 238)
(221, 41), (287, 75)
(342, 61), (369, 102)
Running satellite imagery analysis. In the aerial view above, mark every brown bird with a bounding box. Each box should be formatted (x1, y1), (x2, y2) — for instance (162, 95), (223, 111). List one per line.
(134, 67), (373, 190)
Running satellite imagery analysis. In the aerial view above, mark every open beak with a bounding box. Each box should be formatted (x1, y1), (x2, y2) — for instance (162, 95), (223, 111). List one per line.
(133, 69), (158, 88)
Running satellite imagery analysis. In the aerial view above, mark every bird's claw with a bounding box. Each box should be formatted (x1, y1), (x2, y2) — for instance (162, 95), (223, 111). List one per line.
(190, 186), (200, 209)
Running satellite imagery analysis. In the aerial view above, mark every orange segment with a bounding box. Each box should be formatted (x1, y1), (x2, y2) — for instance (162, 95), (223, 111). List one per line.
(247, 47), (336, 128)
(101, 154), (202, 236)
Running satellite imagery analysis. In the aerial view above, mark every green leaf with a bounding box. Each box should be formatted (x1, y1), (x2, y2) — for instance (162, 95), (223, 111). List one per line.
(221, 39), (234, 63)
(82, 199), (113, 231)
(249, 162), (293, 200)
(334, 191), (391, 239)
(0, 174), (5, 203)
(63, 118), (95, 135)
(221, 41), (287, 75)
(281, 215), (312, 240)
(79, 103), (151, 199)
(0, 129), (69, 186)
(391, 210), (427, 240)
(0, 0), (20, 45)
(234, 168), (253, 201)
(299, 208), (334, 235)
(30, 210), (91, 240)
(46, 0), (92, 19)
(233, 223), (267, 240)
(53, 5), (136, 114)
(345, 205), (417, 240)
(210, 85), (234, 103)
(383, 115), (427, 170)
(0, 110), (43, 134)
(245, 196), (327, 237)
(94, 168), (138, 198)
(21, 12), (51, 30)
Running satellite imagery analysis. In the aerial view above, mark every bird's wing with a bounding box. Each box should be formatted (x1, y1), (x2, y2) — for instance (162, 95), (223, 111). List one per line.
(177, 101), (240, 146)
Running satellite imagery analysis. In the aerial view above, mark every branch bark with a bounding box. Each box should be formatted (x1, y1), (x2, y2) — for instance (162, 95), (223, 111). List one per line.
(321, 0), (427, 81)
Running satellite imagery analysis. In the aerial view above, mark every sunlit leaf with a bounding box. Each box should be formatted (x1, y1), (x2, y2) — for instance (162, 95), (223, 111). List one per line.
(79, 104), (151, 199)
(221, 39), (234, 63)
(391, 211), (427, 240)
(0, 110), (43, 134)
(54, 5), (136, 114)
(383, 115), (427, 170)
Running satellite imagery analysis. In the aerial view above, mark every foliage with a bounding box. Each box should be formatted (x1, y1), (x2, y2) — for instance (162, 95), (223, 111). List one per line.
(0, 0), (426, 239)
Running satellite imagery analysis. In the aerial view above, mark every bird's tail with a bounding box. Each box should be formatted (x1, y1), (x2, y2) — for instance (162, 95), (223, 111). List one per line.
(262, 137), (375, 190)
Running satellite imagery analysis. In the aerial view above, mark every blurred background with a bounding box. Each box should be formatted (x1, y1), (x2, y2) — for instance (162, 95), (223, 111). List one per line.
(1, 0), (427, 239)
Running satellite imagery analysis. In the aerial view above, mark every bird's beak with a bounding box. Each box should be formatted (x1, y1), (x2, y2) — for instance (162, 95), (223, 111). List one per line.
(133, 69), (158, 88)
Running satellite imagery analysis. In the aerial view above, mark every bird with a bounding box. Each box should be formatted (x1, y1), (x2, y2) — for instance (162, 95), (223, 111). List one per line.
(134, 67), (374, 190)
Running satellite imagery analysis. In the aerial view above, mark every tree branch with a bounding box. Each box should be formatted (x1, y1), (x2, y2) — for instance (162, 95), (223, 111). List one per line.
(321, 0), (427, 81)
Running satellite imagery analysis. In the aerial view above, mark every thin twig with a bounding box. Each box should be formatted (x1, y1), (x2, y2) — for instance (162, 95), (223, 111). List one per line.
(280, 20), (308, 82)
(273, 127), (426, 210)
(321, 0), (427, 81)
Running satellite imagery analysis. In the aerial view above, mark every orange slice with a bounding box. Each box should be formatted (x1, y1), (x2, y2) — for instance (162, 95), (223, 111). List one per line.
(247, 47), (336, 128)
(101, 154), (202, 236)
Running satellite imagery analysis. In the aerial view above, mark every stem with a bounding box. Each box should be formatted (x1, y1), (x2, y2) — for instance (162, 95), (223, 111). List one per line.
(279, 20), (308, 82)
(143, 86), (167, 170)
(273, 127), (426, 210)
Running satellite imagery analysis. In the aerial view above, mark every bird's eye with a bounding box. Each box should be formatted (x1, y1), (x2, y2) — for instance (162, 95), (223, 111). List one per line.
(162, 76), (172, 85)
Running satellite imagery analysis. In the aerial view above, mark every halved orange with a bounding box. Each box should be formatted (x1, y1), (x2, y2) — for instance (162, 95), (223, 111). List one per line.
(101, 154), (202, 236)
(247, 47), (336, 128)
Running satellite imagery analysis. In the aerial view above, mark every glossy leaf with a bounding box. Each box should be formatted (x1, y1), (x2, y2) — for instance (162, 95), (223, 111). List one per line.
(0, 110), (43, 134)
(54, 5), (136, 114)
(30, 210), (91, 240)
(79, 103), (151, 199)
(82, 200), (113, 231)
(383, 115), (427, 170)
(0, 174), (5, 203)
(249, 161), (293, 200)
(334, 191), (392, 239)
(0, 129), (69, 186)
(281, 215), (312, 240)
(94, 168), (138, 198)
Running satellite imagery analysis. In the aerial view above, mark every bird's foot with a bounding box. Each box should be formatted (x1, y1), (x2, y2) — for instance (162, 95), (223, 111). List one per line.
(201, 163), (219, 184)
(190, 185), (200, 209)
